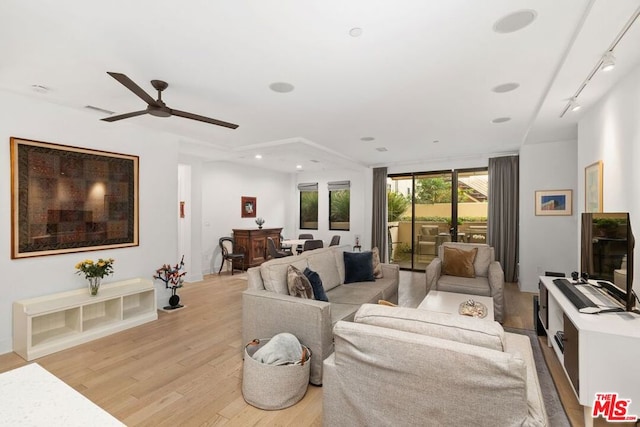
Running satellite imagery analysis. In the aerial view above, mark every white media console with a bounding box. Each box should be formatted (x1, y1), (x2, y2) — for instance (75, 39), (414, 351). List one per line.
(538, 276), (640, 424)
(13, 277), (157, 361)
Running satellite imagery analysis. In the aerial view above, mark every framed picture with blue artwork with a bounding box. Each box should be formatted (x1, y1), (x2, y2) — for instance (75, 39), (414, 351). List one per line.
(535, 190), (572, 216)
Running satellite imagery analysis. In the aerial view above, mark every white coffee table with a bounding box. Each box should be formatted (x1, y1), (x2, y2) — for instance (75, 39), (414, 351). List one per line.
(418, 290), (495, 321)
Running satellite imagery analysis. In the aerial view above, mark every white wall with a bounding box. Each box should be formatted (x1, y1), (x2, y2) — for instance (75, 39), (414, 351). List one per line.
(519, 62), (640, 296)
(295, 168), (370, 250)
(577, 63), (640, 297)
(200, 161), (295, 274)
(0, 92), (179, 354)
(519, 140), (578, 292)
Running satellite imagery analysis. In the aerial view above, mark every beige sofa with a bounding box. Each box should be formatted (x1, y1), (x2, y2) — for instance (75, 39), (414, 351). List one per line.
(243, 245), (400, 385)
(324, 304), (548, 426)
(426, 242), (505, 322)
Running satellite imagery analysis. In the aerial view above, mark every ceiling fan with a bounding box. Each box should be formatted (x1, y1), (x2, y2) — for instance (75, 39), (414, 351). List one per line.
(101, 72), (238, 129)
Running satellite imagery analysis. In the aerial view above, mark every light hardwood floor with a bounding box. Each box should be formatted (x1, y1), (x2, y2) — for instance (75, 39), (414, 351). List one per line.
(0, 272), (631, 426)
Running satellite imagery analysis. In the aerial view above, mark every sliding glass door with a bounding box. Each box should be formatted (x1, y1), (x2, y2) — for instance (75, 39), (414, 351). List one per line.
(387, 168), (488, 271)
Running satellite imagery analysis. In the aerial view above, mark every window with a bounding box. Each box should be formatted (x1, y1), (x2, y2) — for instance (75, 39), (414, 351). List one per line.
(329, 181), (350, 231)
(299, 182), (318, 230)
(387, 168), (488, 271)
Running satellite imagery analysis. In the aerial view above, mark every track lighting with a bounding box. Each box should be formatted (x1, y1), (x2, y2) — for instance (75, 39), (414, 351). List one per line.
(570, 98), (581, 112)
(601, 51), (616, 72)
(560, 8), (638, 118)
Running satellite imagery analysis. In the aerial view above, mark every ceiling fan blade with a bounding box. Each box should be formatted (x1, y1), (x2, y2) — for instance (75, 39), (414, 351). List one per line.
(171, 109), (239, 129)
(101, 110), (148, 122)
(107, 72), (159, 106)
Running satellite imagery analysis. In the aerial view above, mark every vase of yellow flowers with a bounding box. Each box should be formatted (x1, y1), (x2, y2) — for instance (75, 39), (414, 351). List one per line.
(75, 258), (115, 296)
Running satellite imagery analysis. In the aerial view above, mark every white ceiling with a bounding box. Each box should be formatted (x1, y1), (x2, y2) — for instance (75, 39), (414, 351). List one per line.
(1, 1), (639, 173)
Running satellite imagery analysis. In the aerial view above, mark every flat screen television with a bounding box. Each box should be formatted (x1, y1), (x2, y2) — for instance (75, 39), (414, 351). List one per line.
(581, 212), (636, 311)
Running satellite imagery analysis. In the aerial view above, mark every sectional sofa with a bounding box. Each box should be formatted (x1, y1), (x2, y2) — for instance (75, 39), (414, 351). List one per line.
(243, 245), (400, 385)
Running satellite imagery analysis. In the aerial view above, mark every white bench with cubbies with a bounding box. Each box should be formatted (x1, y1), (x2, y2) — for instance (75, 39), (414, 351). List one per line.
(13, 278), (157, 361)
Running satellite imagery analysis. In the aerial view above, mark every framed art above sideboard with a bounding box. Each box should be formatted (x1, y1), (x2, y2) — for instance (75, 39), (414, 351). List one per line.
(241, 196), (256, 218)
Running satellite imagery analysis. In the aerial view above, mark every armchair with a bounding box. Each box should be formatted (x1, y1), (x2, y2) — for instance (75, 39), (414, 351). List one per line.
(425, 242), (505, 322)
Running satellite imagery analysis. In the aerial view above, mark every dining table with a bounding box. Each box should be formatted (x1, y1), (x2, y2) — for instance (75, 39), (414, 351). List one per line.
(281, 238), (314, 255)
(281, 239), (310, 247)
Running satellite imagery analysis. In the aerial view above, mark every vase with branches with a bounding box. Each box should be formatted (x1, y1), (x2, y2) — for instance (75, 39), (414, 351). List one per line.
(154, 256), (186, 310)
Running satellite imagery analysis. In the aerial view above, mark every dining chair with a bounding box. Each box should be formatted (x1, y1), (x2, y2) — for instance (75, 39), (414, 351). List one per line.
(267, 237), (292, 259)
(329, 235), (341, 246)
(280, 234), (293, 255)
(297, 233), (315, 254)
(303, 239), (324, 252)
(218, 237), (245, 275)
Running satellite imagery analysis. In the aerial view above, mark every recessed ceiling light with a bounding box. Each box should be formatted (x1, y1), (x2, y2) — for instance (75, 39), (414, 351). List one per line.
(349, 27), (363, 37)
(493, 10), (537, 34)
(492, 82), (520, 93)
(255, 154), (262, 159)
(269, 82), (295, 93)
(491, 117), (511, 124)
(375, 147), (388, 152)
(31, 84), (49, 94)
(296, 165), (302, 169)
(360, 136), (375, 142)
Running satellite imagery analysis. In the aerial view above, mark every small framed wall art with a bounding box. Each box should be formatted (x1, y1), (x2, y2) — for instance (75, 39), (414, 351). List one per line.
(585, 161), (603, 213)
(241, 196), (256, 218)
(535, 189), (572, 216)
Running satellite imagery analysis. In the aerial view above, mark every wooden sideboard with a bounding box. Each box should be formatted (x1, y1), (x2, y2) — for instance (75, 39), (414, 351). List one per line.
(232, 228), (282, 268)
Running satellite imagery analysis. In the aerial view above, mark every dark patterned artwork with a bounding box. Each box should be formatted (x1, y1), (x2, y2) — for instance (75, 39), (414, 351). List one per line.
(10, 137), (139, 258)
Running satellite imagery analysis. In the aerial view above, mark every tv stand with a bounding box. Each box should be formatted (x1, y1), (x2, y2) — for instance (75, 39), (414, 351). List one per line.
(538, 276), (640, 426)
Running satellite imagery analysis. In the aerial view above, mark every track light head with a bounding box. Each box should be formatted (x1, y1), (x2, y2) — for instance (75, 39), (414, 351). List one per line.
(601, 51), (616, 72)
(570, 98), (582, 112)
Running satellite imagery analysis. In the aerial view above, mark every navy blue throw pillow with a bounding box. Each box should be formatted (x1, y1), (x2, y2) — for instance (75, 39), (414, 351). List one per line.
(344, 251), (375, 283)
(304, 268), (329, 302)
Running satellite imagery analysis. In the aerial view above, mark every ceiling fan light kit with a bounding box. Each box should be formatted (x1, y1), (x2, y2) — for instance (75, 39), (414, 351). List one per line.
(102, 72), (238, 129)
